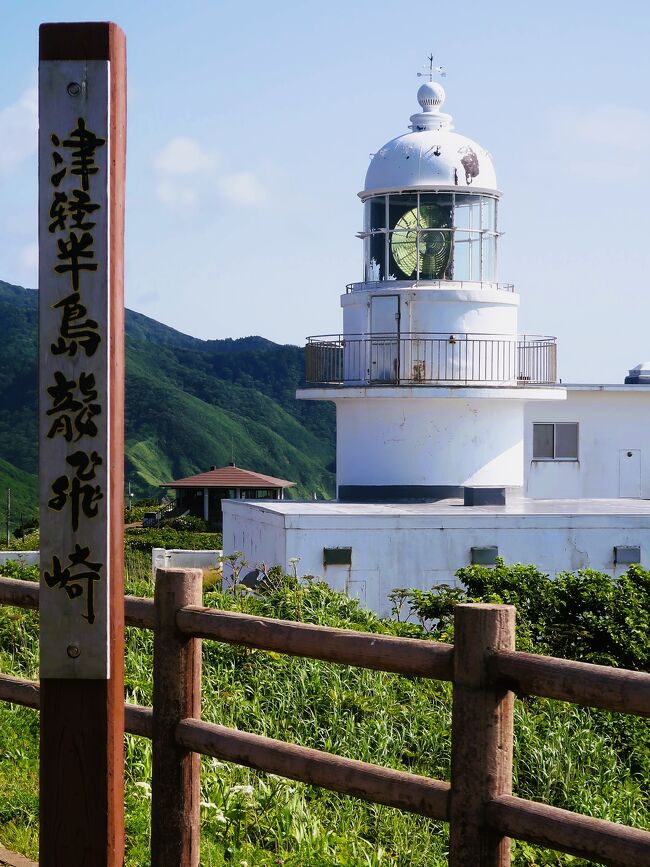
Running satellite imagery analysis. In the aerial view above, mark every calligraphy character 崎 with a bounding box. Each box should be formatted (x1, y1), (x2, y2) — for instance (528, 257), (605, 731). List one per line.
(44, 543), (102, 624)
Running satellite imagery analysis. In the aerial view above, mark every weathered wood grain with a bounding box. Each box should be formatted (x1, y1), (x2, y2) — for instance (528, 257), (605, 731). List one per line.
(176, 717), (451, 820)
(490, 649), (650, 717)
(176, 605), (455, 679)
(486, 794), (650, 867)
(449, 604), (516, 867)
(151, 568), (203, 867)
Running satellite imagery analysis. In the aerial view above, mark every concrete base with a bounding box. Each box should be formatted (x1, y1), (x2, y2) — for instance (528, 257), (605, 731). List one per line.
(464, 486), (506, 506)
(223, 497), (650, 617)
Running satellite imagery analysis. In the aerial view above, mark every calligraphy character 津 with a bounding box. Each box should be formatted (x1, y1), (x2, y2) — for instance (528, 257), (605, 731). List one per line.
(62, 118), (106, 192)
(50, 134), (67, 187)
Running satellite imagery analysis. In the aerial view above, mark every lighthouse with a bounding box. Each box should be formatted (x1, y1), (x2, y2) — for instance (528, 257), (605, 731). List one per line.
(298, 69), (562, 505)
(223, 67), (650, 615)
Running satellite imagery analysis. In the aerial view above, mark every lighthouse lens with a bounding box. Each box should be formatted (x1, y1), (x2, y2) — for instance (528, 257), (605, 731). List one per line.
(365, 193), (498, 282)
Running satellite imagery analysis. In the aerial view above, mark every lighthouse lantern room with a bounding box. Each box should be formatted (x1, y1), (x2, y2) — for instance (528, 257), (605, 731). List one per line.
(298, 67), (563, 504)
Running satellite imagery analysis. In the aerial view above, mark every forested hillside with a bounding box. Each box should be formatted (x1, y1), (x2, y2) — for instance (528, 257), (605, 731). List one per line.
(0, 280), (335, 524)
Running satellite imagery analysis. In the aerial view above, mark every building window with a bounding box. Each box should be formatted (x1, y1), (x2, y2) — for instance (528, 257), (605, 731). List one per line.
(533, 423), (578, 460)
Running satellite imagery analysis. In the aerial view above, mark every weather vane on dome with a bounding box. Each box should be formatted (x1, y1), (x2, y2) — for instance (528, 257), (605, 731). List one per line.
(418, 53), (446, 81)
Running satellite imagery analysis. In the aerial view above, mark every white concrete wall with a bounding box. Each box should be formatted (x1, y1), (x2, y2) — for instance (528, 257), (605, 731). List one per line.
(0, 551), (39, 567)
(341, 287), (519, 338)
(525, 388), (650, 499)
(336, 396), (525, 488)
(151, 548), (222, 577)
(340, 288), (520, 384)
(224, 505), (287, 572)
(223, 501), (650, 617)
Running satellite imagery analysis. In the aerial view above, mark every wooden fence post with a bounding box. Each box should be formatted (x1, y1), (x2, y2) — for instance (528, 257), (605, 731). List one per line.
(449, 603), (516, 867)
(151, 567), (203, 866)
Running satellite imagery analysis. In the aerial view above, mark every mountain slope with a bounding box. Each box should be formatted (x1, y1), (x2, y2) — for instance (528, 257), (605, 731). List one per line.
(0, 281), (335, 523)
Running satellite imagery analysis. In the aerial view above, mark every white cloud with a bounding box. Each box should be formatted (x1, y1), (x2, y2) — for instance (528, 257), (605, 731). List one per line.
(0, 85), (38, 180)
(154, 137), (217, 176)
(20, 242), (38, 271)
(153, 136), (218, 212)
(155, 178), (199, 215)
(548, 105), (650, 181)
(217, 171), (266, 206)
(566, 106), (650, 152)
(153, 136), (266, 212)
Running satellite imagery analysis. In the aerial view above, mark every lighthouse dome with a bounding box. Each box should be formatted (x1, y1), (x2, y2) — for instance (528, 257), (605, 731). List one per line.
(362, 81), (497, 198)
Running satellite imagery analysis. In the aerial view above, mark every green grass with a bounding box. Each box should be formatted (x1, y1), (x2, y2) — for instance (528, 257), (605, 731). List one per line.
(0, 557), (648, 865)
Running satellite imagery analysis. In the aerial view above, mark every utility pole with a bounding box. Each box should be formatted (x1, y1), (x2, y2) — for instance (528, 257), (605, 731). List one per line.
(5, 488), (10, 547)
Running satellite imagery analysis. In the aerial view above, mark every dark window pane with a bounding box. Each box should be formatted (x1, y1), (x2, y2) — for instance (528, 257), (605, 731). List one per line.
(368, 232), (386, 280)
(367, 196), (386, 231)
(388, 194), (419, 231)
(533, 424), (554, 458)
(555, 423), (578, 459)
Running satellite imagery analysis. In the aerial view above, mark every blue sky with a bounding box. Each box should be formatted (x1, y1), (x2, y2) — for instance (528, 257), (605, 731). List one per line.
(2, 0), (649, 381)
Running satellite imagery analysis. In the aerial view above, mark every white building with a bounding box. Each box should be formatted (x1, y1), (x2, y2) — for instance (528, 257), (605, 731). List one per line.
(524, 377), (650, 500)
(224, 72), (650, 616)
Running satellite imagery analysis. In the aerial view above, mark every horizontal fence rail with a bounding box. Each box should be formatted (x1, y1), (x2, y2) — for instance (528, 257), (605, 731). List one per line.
(176, 718), (450, 821)
(486, 795), (650, 867)
(175, 605), (455, 679)
(304, 332), (557, 387)
(490, 649), (650, 718)
(1, 571), (649, 866)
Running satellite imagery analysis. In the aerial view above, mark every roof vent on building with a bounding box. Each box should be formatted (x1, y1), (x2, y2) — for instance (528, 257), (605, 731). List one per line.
(624, 361), (650, 384)
(210, 465), (217, 471)
(228, 461), (236, 467)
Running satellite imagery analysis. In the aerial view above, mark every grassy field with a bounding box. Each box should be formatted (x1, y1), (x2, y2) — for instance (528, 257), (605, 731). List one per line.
(0, 551), (648, 865)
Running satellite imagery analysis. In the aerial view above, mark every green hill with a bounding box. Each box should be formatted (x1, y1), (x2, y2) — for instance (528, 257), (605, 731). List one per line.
(0, 280), (335, 527)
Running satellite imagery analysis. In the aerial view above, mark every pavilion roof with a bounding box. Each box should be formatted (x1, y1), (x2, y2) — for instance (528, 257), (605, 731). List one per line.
(162, 464), (296, 489)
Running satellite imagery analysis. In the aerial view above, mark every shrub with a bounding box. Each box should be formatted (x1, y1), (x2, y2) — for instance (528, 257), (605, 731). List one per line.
(125, 528), (222, 553)
(159, 515), (208, 532)
(391, 559), (650, 669)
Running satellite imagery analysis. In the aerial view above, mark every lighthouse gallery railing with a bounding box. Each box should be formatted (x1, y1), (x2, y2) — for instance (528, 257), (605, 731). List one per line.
(305, 333), (557, 386)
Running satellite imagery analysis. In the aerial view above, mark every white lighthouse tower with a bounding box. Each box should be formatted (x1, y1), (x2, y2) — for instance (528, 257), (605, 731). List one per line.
(298, 69), (562, 505)
(224, 68), (650, 615)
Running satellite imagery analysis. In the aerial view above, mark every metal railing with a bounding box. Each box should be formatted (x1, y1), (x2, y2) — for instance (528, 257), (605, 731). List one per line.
(345, 281), (516, 293)
(305, 333), (557, 386)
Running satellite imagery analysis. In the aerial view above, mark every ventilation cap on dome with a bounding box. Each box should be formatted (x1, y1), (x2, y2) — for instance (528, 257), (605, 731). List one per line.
(409, 77), (453, 131)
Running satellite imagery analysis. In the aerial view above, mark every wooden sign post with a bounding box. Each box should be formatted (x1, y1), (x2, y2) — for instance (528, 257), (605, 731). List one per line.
(38, 22), (126, 866)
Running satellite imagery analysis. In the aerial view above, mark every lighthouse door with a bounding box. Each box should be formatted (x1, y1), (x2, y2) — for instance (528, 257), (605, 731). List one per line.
(370, 295), (400, 383)
(619, 449), (641, 498)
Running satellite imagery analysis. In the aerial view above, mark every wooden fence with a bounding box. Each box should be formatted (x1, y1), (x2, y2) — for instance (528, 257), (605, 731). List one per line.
(1, 567), (650, 866)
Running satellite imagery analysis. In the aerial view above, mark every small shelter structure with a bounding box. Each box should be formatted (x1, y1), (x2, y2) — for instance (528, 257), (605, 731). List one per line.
(163, 462), (295, 530)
